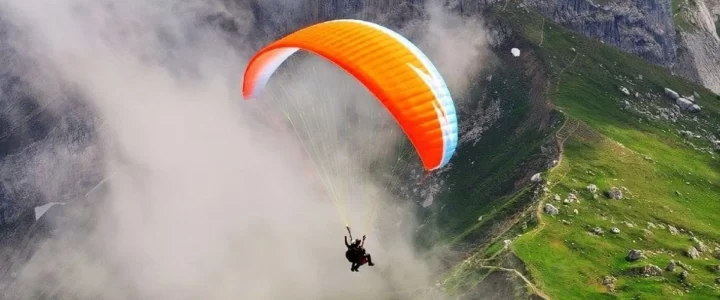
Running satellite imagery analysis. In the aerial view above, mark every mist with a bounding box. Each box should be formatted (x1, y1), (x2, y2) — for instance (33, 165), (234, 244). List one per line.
(0, 0), (488, 299)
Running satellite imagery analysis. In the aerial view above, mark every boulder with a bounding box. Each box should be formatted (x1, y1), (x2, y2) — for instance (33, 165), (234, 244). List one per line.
(687, 246), (700, 259)
(676, 98), (693, 109)
(680, 270), (689, 280)
(633, 264), (663, 276)
(688, 104), (701, 113)
(627, 249), (645, 261)
(620, 87), (630, 96)
(666, 260), (676, 272)
(587, 184), (598, 193)
(544, 204), (559, 215)
(664, 88), (680, 99)
(531, 173), (542, 183)
(606, 187), (623, 200)
(602, 276), (616, 292)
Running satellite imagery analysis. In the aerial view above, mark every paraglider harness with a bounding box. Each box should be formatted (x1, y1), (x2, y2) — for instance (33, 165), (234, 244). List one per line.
(344, 226), (374, 271)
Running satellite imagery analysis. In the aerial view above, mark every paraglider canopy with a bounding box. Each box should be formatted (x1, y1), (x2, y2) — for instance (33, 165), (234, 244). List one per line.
(242, 19), (459, 171)
(240, 18), (461, 236)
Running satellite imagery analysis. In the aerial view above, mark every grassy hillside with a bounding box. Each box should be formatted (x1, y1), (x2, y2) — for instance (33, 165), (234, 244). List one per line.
(509, 5), (720, 300)
(434, 3), (720, 299)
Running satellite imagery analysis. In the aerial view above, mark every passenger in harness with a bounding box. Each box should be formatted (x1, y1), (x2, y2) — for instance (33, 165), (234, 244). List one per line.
(344, 227), (375, 272)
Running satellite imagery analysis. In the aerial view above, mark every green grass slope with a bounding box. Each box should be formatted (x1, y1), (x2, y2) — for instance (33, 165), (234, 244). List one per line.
(433, 3), (720, 299)
(491, 5), (720, 300)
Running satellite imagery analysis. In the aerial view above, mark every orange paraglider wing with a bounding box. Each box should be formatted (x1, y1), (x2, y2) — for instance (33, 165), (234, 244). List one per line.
(242, 19), (458, 170)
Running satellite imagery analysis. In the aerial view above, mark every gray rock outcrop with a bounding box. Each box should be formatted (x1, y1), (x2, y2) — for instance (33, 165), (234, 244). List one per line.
(687, 246), (701, 259)
(606, 187), (623, 200)
(671, 0), (720, 93)
(544, 203), (560, 215)
(627, 249), (645, 261)
(524, 0), (676, 67)
(665, 88), (680, 99)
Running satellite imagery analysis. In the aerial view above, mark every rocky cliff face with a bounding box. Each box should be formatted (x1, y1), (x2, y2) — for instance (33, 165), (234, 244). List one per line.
(0, 20), (103, 227)
(245, 0), (426, 41)
(672, 0), (720, 93)
(524, 0), (677, 68)
(520, 0), (720, 94)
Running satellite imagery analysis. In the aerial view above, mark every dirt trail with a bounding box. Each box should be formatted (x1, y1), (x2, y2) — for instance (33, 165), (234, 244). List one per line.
(464, 116), (581, 300)
(529, 115), (580, 238)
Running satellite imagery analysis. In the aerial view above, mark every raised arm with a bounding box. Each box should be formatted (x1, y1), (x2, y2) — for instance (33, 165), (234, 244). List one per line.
(346, 226), (353, 241)
(344, 236), (350, 247)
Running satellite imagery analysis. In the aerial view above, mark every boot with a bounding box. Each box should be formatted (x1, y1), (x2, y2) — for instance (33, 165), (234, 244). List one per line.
(366, 255), (374, 266)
